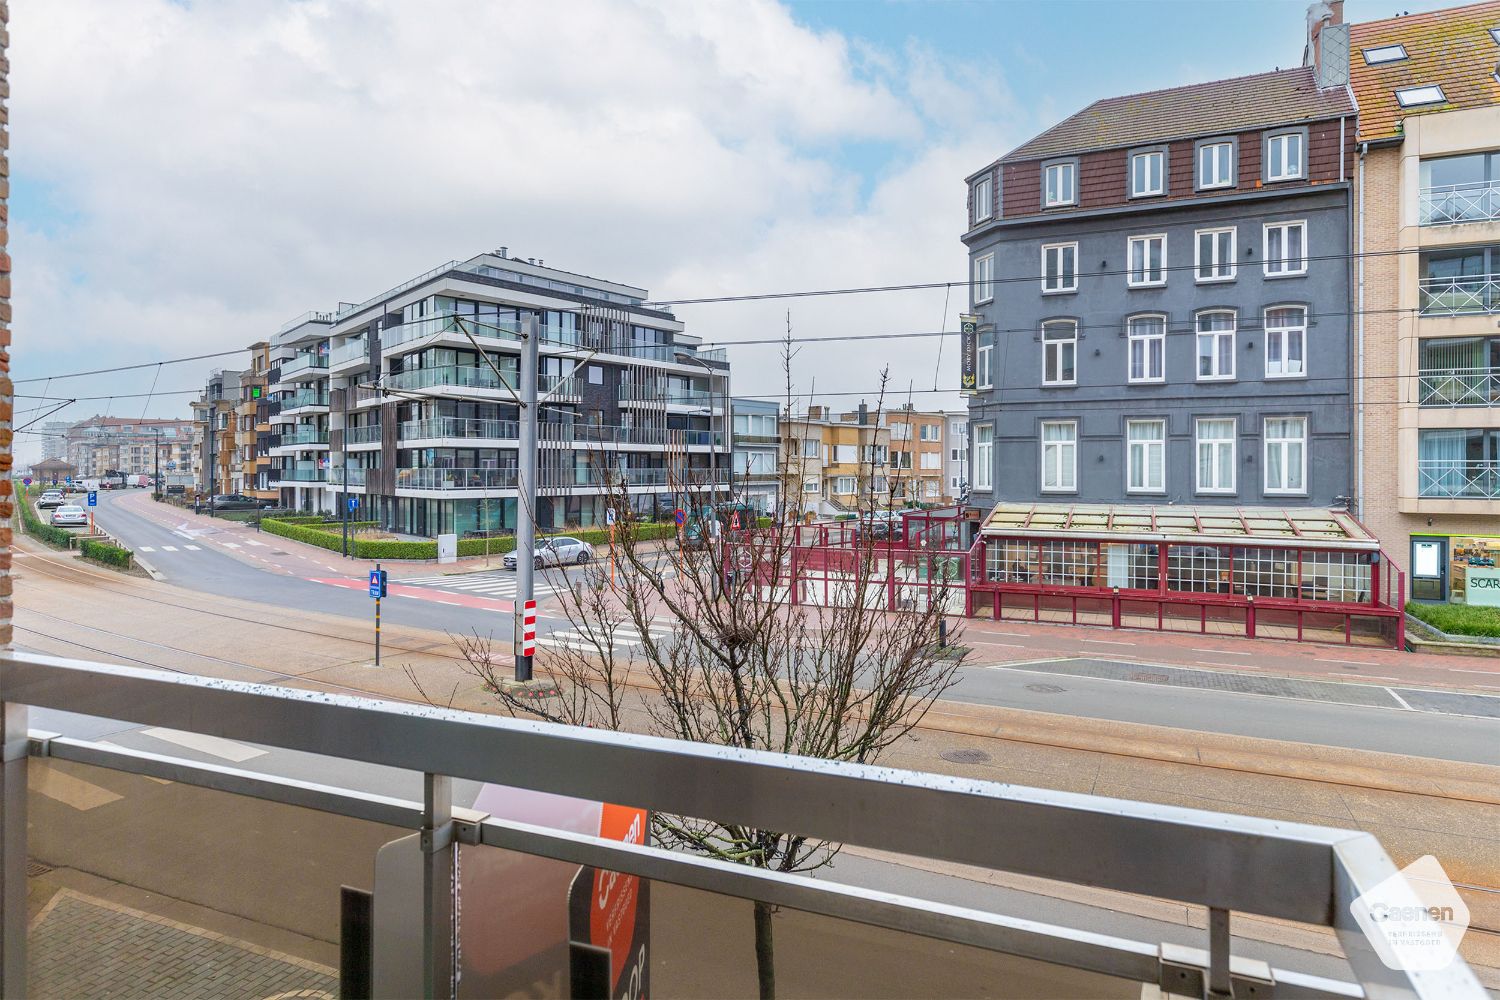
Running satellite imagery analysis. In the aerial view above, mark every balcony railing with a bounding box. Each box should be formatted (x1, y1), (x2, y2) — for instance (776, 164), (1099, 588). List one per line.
(619, 382), (715, 407)
(400, 416), (519, 441)
(1418, 458), (1500, 498)
(538, 373), (581, 398)
(342, 423), (383, 445)
(1420, 180), (1500, 226)
(396, 466), (520, 491)
(276, 427), (328, 447)
(384, 365), (516, 394)
(270, 467), (324, 482)
(328, 338), (368, 367)
(1418, 367), (1500, 406)
(279, 353), (328, 378)
(324, 466), (367, 487)
(0, 650), (1478, 1000)
(280, 389), (329, 410)
(1420, 273), (1500, 316)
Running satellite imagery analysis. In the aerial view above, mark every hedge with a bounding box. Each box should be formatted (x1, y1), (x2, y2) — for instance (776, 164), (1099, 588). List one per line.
(1405, 601), (1500, 639)
(16, 486), (77, 549)
(80, 538), (134, 569)
(258, 515), (677, 561)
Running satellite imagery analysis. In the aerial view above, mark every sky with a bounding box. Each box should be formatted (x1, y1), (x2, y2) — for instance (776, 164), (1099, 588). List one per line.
(10, 0), (1454, 464)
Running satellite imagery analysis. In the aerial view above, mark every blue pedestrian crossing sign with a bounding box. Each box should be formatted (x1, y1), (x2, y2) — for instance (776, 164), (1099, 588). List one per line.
(368, 568), (387, 599)
(86, 491), (98, 507)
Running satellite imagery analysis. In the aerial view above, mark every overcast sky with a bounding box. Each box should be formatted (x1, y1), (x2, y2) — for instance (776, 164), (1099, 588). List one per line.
(11, 0), (1448, 464)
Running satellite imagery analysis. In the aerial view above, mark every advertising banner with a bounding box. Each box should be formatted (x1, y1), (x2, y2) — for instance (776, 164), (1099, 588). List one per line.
(959, 314), (980, 395)
(1465, 565), (1500, 607)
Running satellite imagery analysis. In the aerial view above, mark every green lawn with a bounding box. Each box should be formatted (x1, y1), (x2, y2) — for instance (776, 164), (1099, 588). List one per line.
(1405, 601), (1500, 639)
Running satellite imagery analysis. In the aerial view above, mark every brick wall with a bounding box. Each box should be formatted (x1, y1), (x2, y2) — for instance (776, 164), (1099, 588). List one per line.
(0, 1), (11, 651)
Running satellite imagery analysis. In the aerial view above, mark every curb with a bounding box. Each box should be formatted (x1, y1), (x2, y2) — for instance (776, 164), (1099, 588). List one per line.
(129, 551), (165, 582)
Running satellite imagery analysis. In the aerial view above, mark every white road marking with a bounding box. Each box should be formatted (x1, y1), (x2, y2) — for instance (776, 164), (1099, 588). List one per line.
(972, 641), (1027, 649)
(223, 542), (241, 549)
(161, 546), (177, 552)
(30, 766), (123, 811)
(989, 631), (1031, 637)
(184, 545), (201, 551)
(246, 540), (266, 547)
(1357, 675), (1403, 682)
(138, 547), (155, 553)
(1191, 647), (1252, 656)
(1385, 687), (1415, 711)
(1448, 668), (1499, 675)
(1314, 658), (1375, 666)
(1080, 638), (1135, 646)
(140, 728), (266, 762)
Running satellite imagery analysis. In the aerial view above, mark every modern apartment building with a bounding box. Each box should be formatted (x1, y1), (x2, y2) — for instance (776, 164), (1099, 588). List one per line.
(237, 342), (276, 503)
(38, 421), (70, 462)
(942, 410), (969, 503)
(962, 62), (1357, 512)
(883, 405), (947, 505)
(262, 251), (731, 536)
(191, 369), (241, 496)
(731, 397), (781, 513)
(780, 404), (891, 516)
(63, 417), (194, 480)
(1350, 1), (1500, 604)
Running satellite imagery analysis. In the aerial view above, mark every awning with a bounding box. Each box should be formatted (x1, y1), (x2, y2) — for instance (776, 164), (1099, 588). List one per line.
(980, 503), (1378, 551)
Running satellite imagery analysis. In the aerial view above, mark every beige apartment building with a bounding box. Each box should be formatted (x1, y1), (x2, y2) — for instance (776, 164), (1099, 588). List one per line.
(780, 404), (892, 517)
(882, 405), (947, 505)
(1352, 2), (1500, 604)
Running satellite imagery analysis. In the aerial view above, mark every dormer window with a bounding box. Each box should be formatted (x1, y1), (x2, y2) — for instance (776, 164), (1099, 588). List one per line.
(1362, 44), (1408, 64)
(1395, 84), (1447, 108)
(1266, 131), (1305, 182)
(1130, 150), (1165, 197)
(971, 174), (993, 225)
(1044, 161), (1077, 207)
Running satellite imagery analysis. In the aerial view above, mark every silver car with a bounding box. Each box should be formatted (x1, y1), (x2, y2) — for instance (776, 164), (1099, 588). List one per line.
(37, 490), (65, 509)
(50, 504), (88, 527)
(504, 536), (595, 570)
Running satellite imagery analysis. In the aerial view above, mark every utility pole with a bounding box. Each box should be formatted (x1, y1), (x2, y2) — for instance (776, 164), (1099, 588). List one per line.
(341, 381), (350, 558)
(153, 426), (161, 500)
(514, 313), (539, 682)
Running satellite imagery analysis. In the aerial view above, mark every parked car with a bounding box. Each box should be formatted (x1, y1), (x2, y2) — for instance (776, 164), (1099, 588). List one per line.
(208, 493), (275, 511)
(36, 490), (65, 509)
(503, 536), (595, 570)
(50, 505), (88, 527)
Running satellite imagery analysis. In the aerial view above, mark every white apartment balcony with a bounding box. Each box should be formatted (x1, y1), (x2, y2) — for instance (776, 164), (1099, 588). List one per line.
(618, 382), (721, 411)
(538, 373), (581, 401)
(342, 423), (383, 449)
(277, 389), (330, 417)
(1421, 180), (1500, 227)
(328, 337), (369, 373)
(1418, 367), (1500, 407)
(323, 466), (368, 488)
(268, 427), (329, 456)
(268, 466), (324, 485)
(1418, 459), (1500, 499)
(399, 416), (518, 447)
(383, 364), (515, 397)
(395, 465), (519, 493)
(1420, 274), (1500, 316)
(280, 353), (328, 380)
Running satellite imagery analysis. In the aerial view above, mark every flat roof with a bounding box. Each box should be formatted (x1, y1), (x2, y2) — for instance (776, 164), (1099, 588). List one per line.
(980, 503), (1378, 550)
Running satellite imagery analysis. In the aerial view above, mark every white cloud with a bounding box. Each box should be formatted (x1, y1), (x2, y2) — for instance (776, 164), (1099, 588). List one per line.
(11, 0), (1023, 461)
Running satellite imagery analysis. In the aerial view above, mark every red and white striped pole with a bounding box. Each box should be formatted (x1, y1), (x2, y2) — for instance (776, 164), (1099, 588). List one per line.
(519, 598), (536, 677)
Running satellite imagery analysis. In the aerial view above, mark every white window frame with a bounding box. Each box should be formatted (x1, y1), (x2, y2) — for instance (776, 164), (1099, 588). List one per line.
(1194, 227), (1236, 283)
(1042, 242), (1078, 294)
(1040, 420), (1078, 493)
(977, 334), (993, 389)
(1126, 314), (1166, 384)
(1195, 310), (1236, 382)
(1197, 141), (1234, 190)
(1361, 44), (1408, 64)
(1044, 162), (1077, 207)
(1126, 419), (1166, 494)
(973, 252), (995, 304)
(1042, 320), (1078, 386)
(971, 174), (993, 225)
(1127, 234), (1167, 287)
(1264, 306), (1308, 379)
(1195, 418), (1236, 494)
(1263, 220), (1308, 277)
(1263, 416), (1308, 495)
(1395, 84), (1446, 108)
(972, 424), (994, 491)
(1130, 150), (1165, 197)
(1266, 132), (1305, 182)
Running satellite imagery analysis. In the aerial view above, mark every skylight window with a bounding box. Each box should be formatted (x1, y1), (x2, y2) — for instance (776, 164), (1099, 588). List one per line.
(1395, 84), (1447, 107)
(1362, 44), (1408, 64)
(1490, 26), (1500, 44)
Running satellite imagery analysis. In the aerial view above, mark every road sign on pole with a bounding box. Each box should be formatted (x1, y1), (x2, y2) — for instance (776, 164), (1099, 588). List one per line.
(673, 508), (686, 527)
(369, 564), (387, 666)
(86, 491), (97, 507)
(348, 496), (358, 514)
(730, 511), (741, 531)
(605, 507), (616, 527)
(521, 599), (536, 659)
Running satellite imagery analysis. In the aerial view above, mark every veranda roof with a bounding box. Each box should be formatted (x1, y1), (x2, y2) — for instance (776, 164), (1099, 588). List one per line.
(980, 503), (1378, 551)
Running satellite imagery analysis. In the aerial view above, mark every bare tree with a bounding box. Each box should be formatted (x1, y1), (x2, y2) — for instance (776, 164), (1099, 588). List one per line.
(438, 349), (965, 1000)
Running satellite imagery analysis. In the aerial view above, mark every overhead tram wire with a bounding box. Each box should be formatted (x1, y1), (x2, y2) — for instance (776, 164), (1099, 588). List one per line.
(14, 346), (248, 384)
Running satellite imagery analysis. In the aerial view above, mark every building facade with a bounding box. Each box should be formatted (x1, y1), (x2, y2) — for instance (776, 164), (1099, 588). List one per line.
(942, 410), (969, 503)
(1350, 0), (1500, 604)
(731, 397), (781, 513)
(191, 369), (241, 496)
(780, 404), (891, 516)
(883, 406), (947, 505)
(262, 251), (731, 536)
(237, 342), (276, 502)
(962, 65), (1357, 515)
(38, 421), (70, 463)
(63, 417), (194, 481)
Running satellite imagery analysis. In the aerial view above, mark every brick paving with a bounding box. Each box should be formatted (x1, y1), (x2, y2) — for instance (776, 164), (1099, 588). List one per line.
(30, 889), (336, 1000)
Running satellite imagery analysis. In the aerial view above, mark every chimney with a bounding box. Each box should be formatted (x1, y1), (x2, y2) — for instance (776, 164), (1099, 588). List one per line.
(1305, 1), (1349, 88)
(498, 246), (508, 258)
(807, 405), (824, 421)
(857, 401), (869, 426)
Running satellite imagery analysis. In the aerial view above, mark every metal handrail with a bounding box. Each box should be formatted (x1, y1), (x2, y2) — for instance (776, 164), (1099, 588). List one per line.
(1419, 274), (1500, 316)
(0, 651), (1482, 998)
(1419, 180), (1500, 226)
(399, 416), (519, 441)
(1417, 459), (1500, 498)
(1417, 367), (1500, 406)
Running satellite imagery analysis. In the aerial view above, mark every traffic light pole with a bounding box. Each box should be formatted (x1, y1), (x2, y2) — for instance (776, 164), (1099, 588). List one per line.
(514, 314), (539, 682)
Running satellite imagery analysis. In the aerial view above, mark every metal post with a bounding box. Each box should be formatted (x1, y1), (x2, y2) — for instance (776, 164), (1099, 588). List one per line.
(154, 426), (161, 500)
(374, 561), (382, 668)
(0, 701), (28, 998)
(421, 773), (454, 1000)
(514, 315), (539, 681)
(342, 382), (350, 558)
(1207, 906), (1231, 998)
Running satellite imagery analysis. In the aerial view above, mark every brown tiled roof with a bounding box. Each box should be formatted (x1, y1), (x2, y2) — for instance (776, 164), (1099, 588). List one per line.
(1349, 1), (1500, 142)
(1002, 67), (1353, 162)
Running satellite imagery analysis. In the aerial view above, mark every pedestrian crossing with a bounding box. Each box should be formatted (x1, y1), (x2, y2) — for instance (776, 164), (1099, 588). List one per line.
(536, 620), (675, 654)
(399, 572), (566, 600)
(137, 545), (202, 553)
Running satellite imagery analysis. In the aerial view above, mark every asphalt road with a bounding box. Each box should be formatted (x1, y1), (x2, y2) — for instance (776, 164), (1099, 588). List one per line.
(80, 490), (1500, 765)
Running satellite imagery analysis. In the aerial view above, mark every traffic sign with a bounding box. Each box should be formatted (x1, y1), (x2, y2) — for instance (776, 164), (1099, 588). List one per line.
(22, 477), (30, 487)
(65, 477), (73, 485)
(673, 508), (686, 527)
(736, 548), (753, 571)
(86, 491), (98, 507)
(347, 496), (359, 513)
(606, 507), (616, 527)
(730, 511), (741, 531)
(368, 568), (387, 599)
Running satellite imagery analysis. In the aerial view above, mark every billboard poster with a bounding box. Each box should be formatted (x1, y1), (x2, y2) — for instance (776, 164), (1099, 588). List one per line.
(959, 314), (980, 395)
(568, 803), (651, 999)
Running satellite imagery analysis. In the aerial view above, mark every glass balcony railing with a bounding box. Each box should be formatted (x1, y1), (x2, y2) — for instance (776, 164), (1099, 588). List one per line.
(279, 353), (328, 378)
(0, 650), (1476, 1000)
(1420, 181), (1500, 226)
(1418, 459), (1500, 498)
(1420, 274), (1500, 316)
(342, 423), (383, 445)
(1418, 367), (1500, 406)
(280, 389), (329, 410)
(538, 373), (581, 398)
(270, 467), (323, 482)
(324, 466), (367, 487)
(384, 365), (516, 393)
(275, 428), (328, 447)
(382, 313), (524, 350)
(619, 382), (715, 407)
(399, 416), (519, 441)
(328, 338), (368, 367)
(396, 466), (519, 490)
